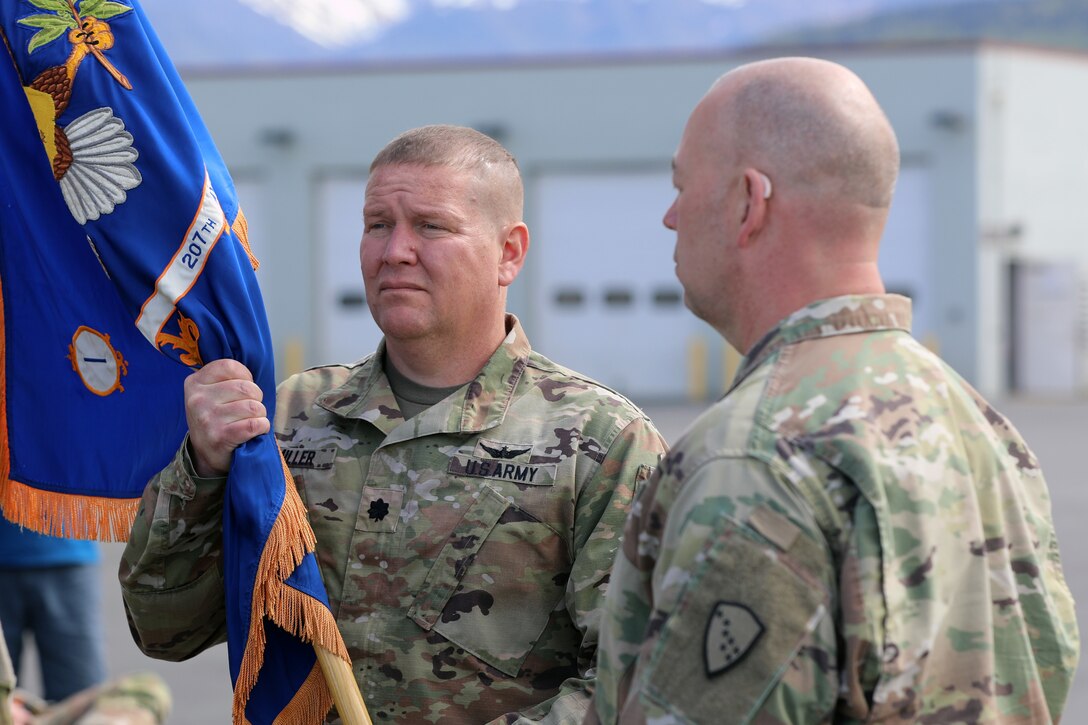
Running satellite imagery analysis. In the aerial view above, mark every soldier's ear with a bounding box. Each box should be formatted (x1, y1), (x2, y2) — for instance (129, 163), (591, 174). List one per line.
(737, 168), (770, 248)
(498, 223), (529, 287)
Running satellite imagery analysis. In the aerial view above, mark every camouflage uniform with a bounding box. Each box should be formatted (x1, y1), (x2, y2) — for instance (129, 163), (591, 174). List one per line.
(120, 316), (666, 724)
(591, 295), (1079, 724)
(24, 674), (171, 725)
(1, 622), (13, 725)
(1, 620), (170, 725)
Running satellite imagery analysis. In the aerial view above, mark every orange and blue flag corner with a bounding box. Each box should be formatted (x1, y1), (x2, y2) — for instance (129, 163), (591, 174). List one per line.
(0, 1), (350, 722)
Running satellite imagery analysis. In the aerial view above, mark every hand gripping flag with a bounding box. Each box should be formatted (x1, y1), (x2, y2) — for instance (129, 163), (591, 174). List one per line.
(0, 2), (364, 723)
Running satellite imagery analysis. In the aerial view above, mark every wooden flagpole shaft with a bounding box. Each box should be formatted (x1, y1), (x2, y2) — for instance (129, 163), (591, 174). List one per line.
(315, 645), (372, 725)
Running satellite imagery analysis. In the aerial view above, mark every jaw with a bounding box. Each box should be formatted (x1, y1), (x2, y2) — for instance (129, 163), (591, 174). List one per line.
(371, 294), (436, 341)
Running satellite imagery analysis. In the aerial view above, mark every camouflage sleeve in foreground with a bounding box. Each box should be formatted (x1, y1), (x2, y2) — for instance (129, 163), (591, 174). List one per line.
(118, 441), (230, 661)
(24, 672), (172, 725)
(0, 621), (14, 725)
(493, 415), (664, 725)
(591, 294), (1079, 724)
(590, 439), (841, 725)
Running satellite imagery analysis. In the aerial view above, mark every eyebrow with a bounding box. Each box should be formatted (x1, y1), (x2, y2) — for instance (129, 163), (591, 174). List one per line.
(363, 199), (458, 215)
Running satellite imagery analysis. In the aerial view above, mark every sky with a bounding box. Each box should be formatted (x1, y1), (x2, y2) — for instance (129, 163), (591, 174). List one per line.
(141, 0), (997, 71)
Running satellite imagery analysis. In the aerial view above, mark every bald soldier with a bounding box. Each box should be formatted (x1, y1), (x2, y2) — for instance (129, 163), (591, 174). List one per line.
(120, 125), (667, 723)
(589, 58), (1079, 723)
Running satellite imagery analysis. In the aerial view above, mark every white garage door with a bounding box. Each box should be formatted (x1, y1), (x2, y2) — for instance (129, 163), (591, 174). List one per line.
(531, 170), (714, 402)
(315, 175), (383, 367)
(878, 165), (935, 344)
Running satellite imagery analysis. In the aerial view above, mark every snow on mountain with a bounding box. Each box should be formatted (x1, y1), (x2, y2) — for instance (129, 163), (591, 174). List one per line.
(138, 0), (1009, 71)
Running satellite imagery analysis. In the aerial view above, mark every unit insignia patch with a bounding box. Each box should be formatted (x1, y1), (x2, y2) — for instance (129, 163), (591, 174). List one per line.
(705, 601), (764, 677)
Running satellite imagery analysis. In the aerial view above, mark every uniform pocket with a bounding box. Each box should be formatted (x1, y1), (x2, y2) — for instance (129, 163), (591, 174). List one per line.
(407, 484), (571, 677)
(642, 515), (830, 723)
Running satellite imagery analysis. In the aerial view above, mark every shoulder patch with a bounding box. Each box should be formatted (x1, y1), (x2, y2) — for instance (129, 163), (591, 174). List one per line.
(705, 601), (764, 677)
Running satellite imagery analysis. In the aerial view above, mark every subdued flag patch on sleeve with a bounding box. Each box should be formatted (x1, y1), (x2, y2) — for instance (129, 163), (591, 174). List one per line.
(705, 601), (765, 677)
(641, 517), (829, 723)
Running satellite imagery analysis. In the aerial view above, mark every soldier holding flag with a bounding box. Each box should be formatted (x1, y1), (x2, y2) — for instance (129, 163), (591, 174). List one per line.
(121, 125), (668, 723)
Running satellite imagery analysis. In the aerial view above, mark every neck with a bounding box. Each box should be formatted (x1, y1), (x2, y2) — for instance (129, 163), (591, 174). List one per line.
(383, 314), (509, 387)
(727, 203), (888, 353)
(731, 262), (885, 354)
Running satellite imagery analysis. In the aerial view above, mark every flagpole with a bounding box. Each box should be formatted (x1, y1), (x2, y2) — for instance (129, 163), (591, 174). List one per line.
(316, 645), (373, 725)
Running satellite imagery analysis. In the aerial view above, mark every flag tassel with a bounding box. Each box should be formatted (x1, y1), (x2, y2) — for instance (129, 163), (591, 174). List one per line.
(0, 280), (142, 540)
(0, 479), (140, 540)
(233, 455), (370, 725)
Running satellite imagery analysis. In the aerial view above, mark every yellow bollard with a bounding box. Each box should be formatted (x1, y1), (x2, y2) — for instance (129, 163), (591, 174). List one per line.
(921, 333), (940, 355)
(282, 338), (305, 379)
(723, 343), (741, 391)
(687, 337), (708, 402)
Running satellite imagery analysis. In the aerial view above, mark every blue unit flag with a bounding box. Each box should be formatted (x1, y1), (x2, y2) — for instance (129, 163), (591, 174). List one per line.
(0, 2), (351, 722)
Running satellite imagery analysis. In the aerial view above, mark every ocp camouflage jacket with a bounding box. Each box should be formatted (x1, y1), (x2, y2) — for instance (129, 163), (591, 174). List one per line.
(121, 316), (666, 724)
(592, 295), (1079, 724)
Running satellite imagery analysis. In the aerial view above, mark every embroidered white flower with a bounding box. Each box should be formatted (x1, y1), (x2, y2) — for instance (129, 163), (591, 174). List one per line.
(58, 107), (141, 224)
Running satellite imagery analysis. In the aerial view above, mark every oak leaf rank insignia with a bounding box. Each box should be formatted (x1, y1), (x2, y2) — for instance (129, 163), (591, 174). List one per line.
(367, 498), (390, 522)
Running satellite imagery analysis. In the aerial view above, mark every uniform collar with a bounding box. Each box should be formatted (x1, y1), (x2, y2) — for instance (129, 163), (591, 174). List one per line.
(315, 314), (531, 443)
(727, 294), (913, 395)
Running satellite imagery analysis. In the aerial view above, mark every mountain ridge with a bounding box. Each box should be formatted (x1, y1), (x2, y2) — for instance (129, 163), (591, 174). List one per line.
(136, 0), (1082, 72)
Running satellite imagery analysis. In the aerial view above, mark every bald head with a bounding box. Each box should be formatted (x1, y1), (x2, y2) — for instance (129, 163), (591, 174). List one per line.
(705, 57), (900, 209)
(370, 124), (524, 229)
(667, 57), (896, 351)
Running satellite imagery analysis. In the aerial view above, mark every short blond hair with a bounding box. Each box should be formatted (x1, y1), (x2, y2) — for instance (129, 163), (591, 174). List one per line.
(370, 125), (524, 223)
